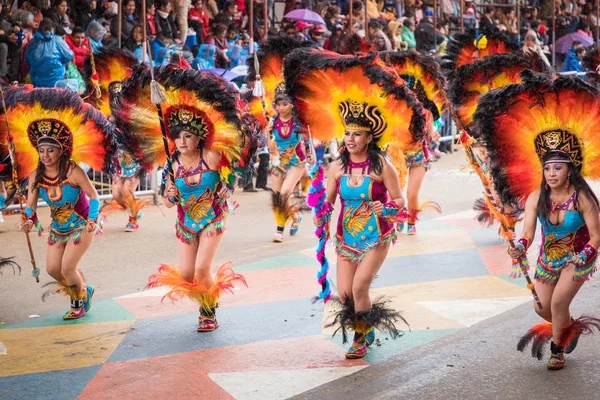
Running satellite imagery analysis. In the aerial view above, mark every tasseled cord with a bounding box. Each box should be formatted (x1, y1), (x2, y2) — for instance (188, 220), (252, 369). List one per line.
(307, 162), (331, 303)
(252, 52), (266, 97)
(145, 263), (247, 314)
(322, 295), (410, 344)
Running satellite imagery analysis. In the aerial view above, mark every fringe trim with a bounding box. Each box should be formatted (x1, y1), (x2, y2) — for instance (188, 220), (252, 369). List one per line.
(175, 218), (227, 244)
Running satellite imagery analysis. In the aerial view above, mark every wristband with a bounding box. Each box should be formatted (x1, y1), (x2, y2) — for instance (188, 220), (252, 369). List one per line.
(23, 207), (43, 236)
(24, 207), (34, 218)
(517, 237), (531, 251)
(577, 243), (598, 264)
(381, 201), (399, 217)
(88, 199), (100, 222)
(0, 195), (5, 208)
(318, 201), (334, 222)
(168, 196), (178, 204)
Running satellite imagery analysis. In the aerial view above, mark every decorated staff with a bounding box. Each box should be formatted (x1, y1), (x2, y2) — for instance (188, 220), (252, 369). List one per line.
(474, 71), (600, 370)
(0, 86), (40, 282)
(285, 49), (422, 359)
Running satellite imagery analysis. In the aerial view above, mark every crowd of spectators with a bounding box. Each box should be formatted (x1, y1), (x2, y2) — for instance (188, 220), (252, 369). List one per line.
(0, 0), (596, 90)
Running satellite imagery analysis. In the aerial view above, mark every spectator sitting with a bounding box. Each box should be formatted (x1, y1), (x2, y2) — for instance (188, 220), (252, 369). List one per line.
(123, 24), (143, 55)
(226, 24), (239, 47)
(111, 0), (139, 44)
(295, 21), (313, 41)
(13, 0), (43, 30)
(189, 0), (209, 43)
(203, 22), (229, 68)
(480, 7), (498, 33)
(72, 0), (98, 32)
(156, 0), (180, 43)
(146, 2), (158, 39)
(562, 41), (584, 72)
(86, 20), (117, 53)
(26, 18), (73, 87)
(65, 26), (89, 72)
(369, 20), (392, 51)
(415, 8), (444, 54)
(324, 6), (342, 33)
(193, 43), (216, 69)
(387, 20), (404, 50)
(401, 19), (416, 50)
(522, 29), (551, 68)
(309, 25), (325, 48)
(214, 1), (239, 27)
(43, 0), (72, 34)
(324, 24), (344, 52)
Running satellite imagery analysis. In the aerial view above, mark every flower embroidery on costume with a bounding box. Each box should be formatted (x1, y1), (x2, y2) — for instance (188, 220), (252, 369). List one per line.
(344, 202), (370, 237)
(50, 202), (74, 225)
(185, 187), (214, 223)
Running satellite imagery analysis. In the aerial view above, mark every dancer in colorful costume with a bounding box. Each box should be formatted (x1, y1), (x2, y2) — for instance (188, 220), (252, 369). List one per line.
(474, 71), (600, 370)
(383, 51), (444, 234)
(85, 50), (150, 233)
(1, 86), (119, 319)
(286, 50), (426, 359)
(247, 36), (313, 243)
(118, 67), (246, 332)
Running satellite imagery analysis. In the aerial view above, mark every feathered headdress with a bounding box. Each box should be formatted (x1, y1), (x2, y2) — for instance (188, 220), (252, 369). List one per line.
(449, 52), (553, 135)
(0, 86), (119, 179)
(284, 49), (426, 149)
(474, 71), (600, 207)
(111, 67), (243, 174)
(84, 48), (140, 117)
(442, 30), (518, 80)
(246, 36), (314, 127)
(381, 51), (447, 120)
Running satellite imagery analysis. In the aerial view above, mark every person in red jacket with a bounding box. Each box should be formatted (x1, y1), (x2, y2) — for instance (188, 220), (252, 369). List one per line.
(65, 27), (89, 73)
(189, 0), (209, 43)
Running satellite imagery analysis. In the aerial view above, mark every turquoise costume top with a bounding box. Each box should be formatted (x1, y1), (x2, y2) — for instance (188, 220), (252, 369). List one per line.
(114, 151), (140, 179)
(334, 159), (397, 263)
(271, 116), (306, 177)
(536, 192), (597, 284)
(38, 164), (90, 245)
(174, 154), (231, 243)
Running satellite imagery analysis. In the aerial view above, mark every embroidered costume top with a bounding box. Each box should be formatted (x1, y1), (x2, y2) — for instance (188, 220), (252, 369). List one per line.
(536, 192), (597, 284)
(114, 151), (140, 179)
(38, 163), (90, 245)
(334, 160), (397, 263)
(174, 154), (231, 243)
(271, 116), (306, 177)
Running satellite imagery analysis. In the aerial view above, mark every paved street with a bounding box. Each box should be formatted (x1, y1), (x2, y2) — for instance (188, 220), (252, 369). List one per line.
(1, 149), (598, 400)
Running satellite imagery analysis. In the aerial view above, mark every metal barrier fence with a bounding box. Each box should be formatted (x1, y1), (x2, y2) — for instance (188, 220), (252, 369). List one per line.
(4, 169), (159, 212)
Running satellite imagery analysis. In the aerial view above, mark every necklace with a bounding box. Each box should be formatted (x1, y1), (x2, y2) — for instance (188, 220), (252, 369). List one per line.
(43, 173), (60, 186)
(276, 117), (294, 138)
(549, 192), (575, 214)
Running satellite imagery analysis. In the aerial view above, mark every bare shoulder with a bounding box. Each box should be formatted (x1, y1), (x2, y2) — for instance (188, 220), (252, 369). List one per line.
(526, 189), (541, 206)
(328, 159), (344, 180)
(203, 148), (222, 169)
(577, 190), (599, 211)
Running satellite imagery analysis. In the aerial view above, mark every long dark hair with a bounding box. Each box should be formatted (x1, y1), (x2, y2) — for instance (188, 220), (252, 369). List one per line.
(339, 136), (384, 176)
(537, 152), (600, 221)
(33, 151), (70, 189)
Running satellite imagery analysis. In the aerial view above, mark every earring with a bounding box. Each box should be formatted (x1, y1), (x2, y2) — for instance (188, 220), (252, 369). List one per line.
(545, 183), (549, 190)
(565, 177), (570, 190)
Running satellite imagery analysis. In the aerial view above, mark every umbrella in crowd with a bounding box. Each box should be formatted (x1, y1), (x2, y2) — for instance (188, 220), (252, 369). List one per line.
(554, 32), (594, 54)
(283, 9), (326, 25)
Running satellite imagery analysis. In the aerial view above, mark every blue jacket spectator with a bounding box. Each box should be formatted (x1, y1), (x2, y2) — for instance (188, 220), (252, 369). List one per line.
(26, 19), (73, 87)
(562, 47), (584, 73)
